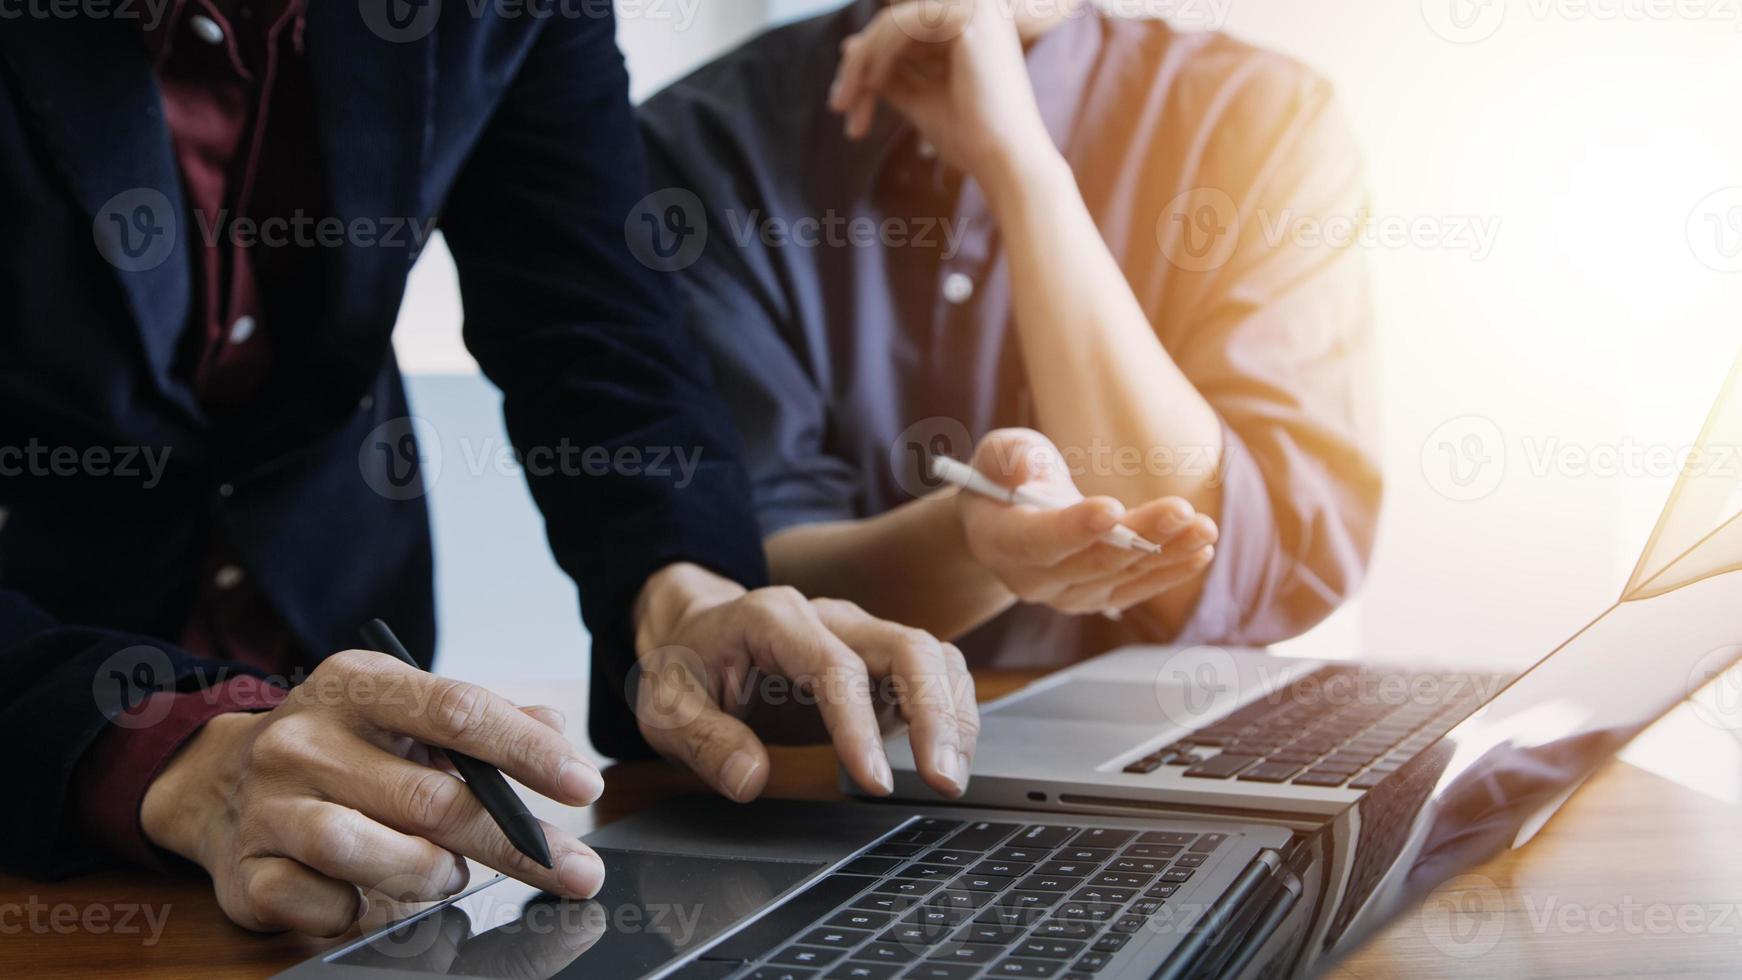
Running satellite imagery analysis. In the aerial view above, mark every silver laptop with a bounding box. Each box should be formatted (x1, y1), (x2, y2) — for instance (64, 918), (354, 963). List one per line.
(886, 355), (1742, 825)
(282, 361), (1742, 978)
(882, 645), (1512, 823)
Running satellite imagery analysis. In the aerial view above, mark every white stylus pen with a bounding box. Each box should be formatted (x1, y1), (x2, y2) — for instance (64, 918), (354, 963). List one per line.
(929, 455), (1163, 555)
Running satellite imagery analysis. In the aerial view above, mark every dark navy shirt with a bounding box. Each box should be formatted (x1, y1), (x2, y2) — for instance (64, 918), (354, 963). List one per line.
(638, 0), (1382, 667)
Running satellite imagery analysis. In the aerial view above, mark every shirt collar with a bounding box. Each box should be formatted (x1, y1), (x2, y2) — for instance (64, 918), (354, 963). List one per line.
(839, 0), (1105, 201)
(139, 0), (308, 68)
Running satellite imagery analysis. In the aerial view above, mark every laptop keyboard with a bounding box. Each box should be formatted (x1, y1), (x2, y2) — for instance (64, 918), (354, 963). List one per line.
(717, 818), (1229, 980)
(1121, 669), (1496, 789)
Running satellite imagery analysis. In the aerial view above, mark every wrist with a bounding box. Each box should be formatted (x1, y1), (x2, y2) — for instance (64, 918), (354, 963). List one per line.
(633, 563), (748, 656)
(140, 710), (256, 865)
(978, 142), (1073, 214)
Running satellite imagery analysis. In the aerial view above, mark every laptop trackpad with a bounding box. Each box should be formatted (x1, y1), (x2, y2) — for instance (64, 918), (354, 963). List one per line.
(997, 678), (1190, 723)
(330, 849), (821, 978)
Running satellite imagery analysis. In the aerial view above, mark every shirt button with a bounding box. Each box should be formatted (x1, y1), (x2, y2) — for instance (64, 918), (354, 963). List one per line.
(218, 482), (235, 498)
(214, 565), (246, 590)
(189, 14), (225, 45)
(942, 272), (975, 305)
(358, 394), (376, 413)
(228, 315), (257, 345)
(917, 140), (939, 160)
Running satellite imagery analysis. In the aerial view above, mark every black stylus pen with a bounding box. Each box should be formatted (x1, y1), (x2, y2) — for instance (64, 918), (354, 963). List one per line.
(358, 619), (554, 870)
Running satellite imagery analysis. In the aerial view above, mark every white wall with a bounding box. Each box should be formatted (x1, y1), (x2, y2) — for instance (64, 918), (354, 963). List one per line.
(399, 2), (1742, 741)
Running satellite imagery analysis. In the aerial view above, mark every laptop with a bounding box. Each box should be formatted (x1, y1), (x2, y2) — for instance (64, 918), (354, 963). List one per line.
(282, 360), (1742, 978)
(883, 354), (1742, 826)
(278, 546), (1742, 979)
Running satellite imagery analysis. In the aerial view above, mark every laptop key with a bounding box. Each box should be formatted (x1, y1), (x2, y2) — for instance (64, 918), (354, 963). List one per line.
(1036, 861), (1100, 877)
(868, 843), (922, 858)
(1069, 829), (1136, 849)
(769, 947), (845, 967)
(1073, 952), (1113, 973)
(1014, 825), (1082, 848)
(1158, 869), (1194, 884)
(991, 957), (1066, 977)
(1136, 831), (1194, 846)
(1107, 859), (1163, 875)
(1190, 833), (1228, 853)
(824, 963), (899, 980)
(955, 922), (1021, 945)
(746, 969), (816, 980)
(926, 943), (1001, 964)
(945, 822), (1020, 851)
(881, 924), (948, 947)
(827, 909), (891, 931)
(1349, 769), (1390, 789)
(1122, 756), (1162, 774)
(1052, 902), (1121, 923)
(874, 878), (941, 897)
(990, 847), (1050, 863)
(851, 894), (923, 915)
(1071, 887), (1133, 904)
(798, 928), (872, 949)
(1236, 761), (1304, 783)
(1119, 844), (1178, 860)
(711, 874), (872, 961)
(904, 905), (973, 929)
(924, 850), (980, 867)
(1143, 884), (1179, 899)
(928, 890), (998, 910)
(1183, 753), (1261, 779)
(956, 874), (1016, 893)
(1091, 933), (1131, 953)
(1056, 847), (1114, 863)
(842, 857), (903, 876)
(1173, 854), (1206, 869)
(894, 864), (959, 881)
(1087, 872), (1149, 889)
(857, 941), (922, 962)
(997, 891), (1062, 911)
(904, 965), (979, 980)
(1017, 939), (1085, 959)
(1017, 874), (1082, 892)
(1032, 920), (1098, 941)
(1292, 769), (1352, 787)
(969, 860), (1034, 878)
(975, 905), (1049, 930)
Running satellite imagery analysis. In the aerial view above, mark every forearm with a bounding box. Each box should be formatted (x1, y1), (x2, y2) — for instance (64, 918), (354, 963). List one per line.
(981, 150), (1225, 521)
(764, 496), (1014, 640)
(979, 151), (1226, 632)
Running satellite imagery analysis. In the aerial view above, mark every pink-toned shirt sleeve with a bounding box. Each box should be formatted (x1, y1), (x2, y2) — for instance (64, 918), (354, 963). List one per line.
(72, 677), (287, 870)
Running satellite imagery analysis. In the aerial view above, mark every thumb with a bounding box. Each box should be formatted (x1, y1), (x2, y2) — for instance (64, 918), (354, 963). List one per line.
(632, 646), (771, 803)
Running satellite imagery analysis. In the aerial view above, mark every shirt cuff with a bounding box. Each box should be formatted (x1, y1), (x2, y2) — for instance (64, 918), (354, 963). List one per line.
(73, 676), (286, 871)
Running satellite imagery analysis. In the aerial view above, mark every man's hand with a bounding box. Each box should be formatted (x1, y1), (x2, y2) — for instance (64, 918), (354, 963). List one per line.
(959, 429), (1217, 616)
(140, 653), (607, 937)
(830, 0), (1052, 180)
(631, 564), (978, 802)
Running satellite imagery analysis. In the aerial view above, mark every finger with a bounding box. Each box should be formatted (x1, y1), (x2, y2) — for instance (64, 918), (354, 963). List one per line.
(306, 739), (605, 901)
(1124, 498), (1217, 549)
(946, 644), (980, 770)
(271, 797), (469, 903)
(982, 495), (1125, 568)
(635, 644), (773, 802)
(237, 855), (363, 937)
(1106, 546), (1216, 610)
(740, 588), (893, 796)
(1039, 535), (1151, 587)
(521, 704), (568, 733)
(324, 651), (602, 807)
(812, 600), (968, 797)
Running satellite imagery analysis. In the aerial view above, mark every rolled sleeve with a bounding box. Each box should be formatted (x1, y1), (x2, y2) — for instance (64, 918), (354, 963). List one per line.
(73, 677), (286, 870)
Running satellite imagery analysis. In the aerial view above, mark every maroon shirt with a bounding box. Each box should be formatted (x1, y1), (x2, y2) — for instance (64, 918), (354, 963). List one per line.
(73, 0), (310, 868)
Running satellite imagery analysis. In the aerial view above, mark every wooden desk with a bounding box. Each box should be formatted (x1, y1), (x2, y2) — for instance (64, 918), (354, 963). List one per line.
(5, 672), (1742, 978)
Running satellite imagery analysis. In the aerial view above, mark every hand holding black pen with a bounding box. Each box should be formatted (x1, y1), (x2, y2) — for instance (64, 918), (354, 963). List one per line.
(136, 621), (608, 938)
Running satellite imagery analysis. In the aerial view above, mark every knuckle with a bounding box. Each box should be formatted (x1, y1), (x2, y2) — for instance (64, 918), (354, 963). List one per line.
(306, 809), (362, 869)
(322, 648), (380, 678)
(250, 716), (316, 769)
(404, 769), (468, 836)
(427, 679), (491, 742)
